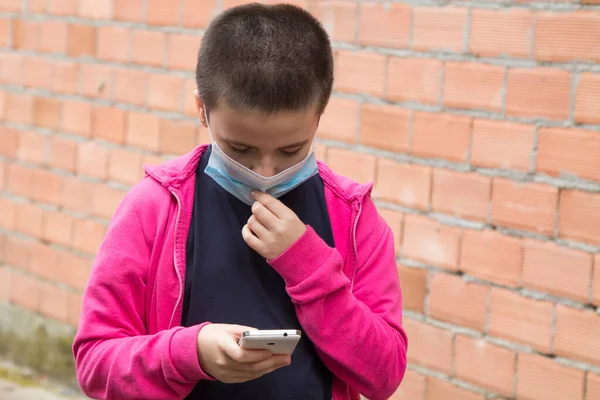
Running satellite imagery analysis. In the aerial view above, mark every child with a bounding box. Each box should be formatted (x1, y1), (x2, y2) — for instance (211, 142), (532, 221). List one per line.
(73, 3), (407, 400)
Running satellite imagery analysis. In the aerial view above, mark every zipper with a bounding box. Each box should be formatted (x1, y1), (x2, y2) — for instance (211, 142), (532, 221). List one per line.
(168, 190), (183, 329)
(349, 200), (363, 292)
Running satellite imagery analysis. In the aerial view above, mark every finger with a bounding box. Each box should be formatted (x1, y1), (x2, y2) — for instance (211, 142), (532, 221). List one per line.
(251, 201), (278, 230)
(242, 224), (264, 253)
(247, 215), (269, 239)
(232, 354), (291, 372)
(251, 191), (290, 219)
(224, 325), (258, 338)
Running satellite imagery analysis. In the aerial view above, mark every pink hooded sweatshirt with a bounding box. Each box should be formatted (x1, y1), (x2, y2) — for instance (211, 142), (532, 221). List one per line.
(72, 145), (408, 400)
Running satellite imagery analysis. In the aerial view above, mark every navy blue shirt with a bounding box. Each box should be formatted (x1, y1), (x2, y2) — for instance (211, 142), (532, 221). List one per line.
(182, 146), (334, 400)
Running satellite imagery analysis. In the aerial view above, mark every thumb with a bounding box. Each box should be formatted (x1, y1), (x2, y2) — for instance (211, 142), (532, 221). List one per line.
(225, 324), (257, 336)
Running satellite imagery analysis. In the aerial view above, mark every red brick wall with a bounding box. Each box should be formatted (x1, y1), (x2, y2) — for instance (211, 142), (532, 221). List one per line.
(0, 0), (599, 398)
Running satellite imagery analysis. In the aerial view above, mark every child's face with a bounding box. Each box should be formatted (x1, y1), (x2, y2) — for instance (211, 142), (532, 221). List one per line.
(197, 96), (319, 177)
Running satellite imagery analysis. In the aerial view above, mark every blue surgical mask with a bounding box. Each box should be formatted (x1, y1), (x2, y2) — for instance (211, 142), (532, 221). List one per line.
(203, 108), (319, 205)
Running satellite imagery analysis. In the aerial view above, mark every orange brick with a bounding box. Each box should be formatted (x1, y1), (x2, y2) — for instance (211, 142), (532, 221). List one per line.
(488, 288), (553, 352)
(559, 190), (600, 246)
(166, 33), (200, 70)
(0, 53), (23, 85)
(387, 58), (443, 105)
(132, 30), (166, 67)
(4, 237), (31, 269)
(491, 179), (558, 235)
(0, 198), (15, 230)
(587, 373), (600, 400)
(389, 370), (426, 400)
(460, 230), (523, 287)
(537, 127), (600, 182)
(402, 216), (461, 271)
(142, 154), (163, 168)
(93, 106), (126, 145)
(146, 0), (180, 25)
(182, 0), (219, 29)
(67, 292), (83, 327)
(375, 159), (431, 210)
(28, 243), (59, 281)
(0, 161), (5, 191)
(315, 144), (326, 162)
(397, 264), (427, 312)
(575, 72), (600, 125)
(148, 74), (184, 112)
(61, 100), (92, 137)
(79, 63), (112, 99)
(61, 177), (93, 214)
(455, 336), (516, 397)
(412, 113), (472, 161)
(17, 131), (46, 165)
(535, 11), (600, 63)
(5, 92), (34, 125)
(78, 0), (112, 19)
(114, 0), (144, 21)
(33, 97), (61, 130)
(404, 319), (453, 374)
(429, 273), (489, 330)
(126, 111), (161, 151)
(28, 0), (47, 12)
(57, 251), (91, 290)
(159, 119), (197, 155)
(6, 164), (34, 198)
(50, 61), (80, 95)
(311, 1), (357, 43)
(0, 127), (18, 158)
(594, 254), (600, 306)
(517, 353), (584, 400)
(523, 240), (592, 303)
(182, 78), (198, 117)
(72, 219), (106, 254)
(378, 208), (403, 254)
(67, 24), (96, 57)
(77, 142), (108, 180)
(360, 104), (410, 152)
(91, 184), (126, 220)
(48, 0), (77, 15)
(555, 305), (600, 365)
(32, 170), (63, 206)
(358, 2), (410, 48)
(443, 62), (505, 112)
(326, 148), (376, 184)
(10, 273), (40, 312)
(335, 51), (386, 97)
(14, 202), (43, 238)
(112, 68), (149, 106)
(412, 7), (467, 52)
(47, 135), (76, 173)
(0, 0), (20, 12)
(108, 148), (143, 186)
(432, 170), (491, 222)
(23, 57), (52, 90)
(426, 378), (485, 400)
(506, 68), (571, 120)
(97, 26), (131, 62)
(470, 9), (533, 58)
(471, 119), (535, 171)
(42, 210), (73, 246)
(0, 18), (10, 48)
(38, 20), (67, 54)
(39, 282), (68, 322)
(318, 98), (359, 143)
(14, 19), (39, 51)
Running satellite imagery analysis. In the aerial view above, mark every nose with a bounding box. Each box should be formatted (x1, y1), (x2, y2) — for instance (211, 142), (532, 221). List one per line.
(253, 156), (277, 177)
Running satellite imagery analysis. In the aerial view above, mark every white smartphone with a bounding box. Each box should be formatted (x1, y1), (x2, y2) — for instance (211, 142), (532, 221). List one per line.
(238, 329), (302, 355)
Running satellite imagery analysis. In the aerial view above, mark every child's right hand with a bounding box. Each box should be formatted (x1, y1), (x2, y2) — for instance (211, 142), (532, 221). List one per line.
(196, 324), (291, 383)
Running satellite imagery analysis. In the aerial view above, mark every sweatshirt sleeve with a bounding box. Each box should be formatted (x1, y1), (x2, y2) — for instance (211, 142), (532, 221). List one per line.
(268, 194), (408, 400)
(72, 180), (215, 400)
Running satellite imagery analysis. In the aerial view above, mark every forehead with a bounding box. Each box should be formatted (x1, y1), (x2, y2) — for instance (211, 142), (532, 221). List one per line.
(211, 104), (319, 146)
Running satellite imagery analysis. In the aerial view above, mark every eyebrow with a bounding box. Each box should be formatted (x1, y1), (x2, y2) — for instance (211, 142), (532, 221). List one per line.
(225, 139), (309, 150)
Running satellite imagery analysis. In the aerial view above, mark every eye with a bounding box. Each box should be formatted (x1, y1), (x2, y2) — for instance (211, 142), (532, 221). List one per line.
(280, 147), (301, 157)
(230, 146), (252, 154)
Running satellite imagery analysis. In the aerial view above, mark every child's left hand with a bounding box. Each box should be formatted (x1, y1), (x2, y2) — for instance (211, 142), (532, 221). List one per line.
(242, 191), (306, 260)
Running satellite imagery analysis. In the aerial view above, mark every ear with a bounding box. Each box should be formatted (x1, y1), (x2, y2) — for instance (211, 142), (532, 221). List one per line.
(194, 89), (208, 128)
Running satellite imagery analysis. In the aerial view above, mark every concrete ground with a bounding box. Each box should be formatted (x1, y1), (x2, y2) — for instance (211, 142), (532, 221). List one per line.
(0, 378), (75, 400)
